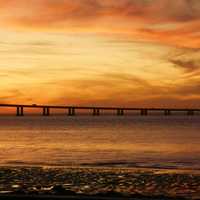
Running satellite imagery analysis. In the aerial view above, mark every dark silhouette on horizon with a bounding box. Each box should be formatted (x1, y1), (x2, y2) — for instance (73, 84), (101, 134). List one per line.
(0, 103), (198, 116)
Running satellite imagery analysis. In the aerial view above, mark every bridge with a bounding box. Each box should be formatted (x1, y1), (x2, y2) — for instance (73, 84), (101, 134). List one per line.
(0, 103), (199, 116)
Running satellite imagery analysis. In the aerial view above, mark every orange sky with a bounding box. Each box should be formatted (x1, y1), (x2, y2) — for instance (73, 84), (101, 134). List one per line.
(0, 0), (200, 107)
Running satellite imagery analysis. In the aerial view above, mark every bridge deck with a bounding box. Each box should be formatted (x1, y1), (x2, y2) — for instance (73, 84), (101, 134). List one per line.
(0, 104), (199, 111)
(0, 104), (199, 116)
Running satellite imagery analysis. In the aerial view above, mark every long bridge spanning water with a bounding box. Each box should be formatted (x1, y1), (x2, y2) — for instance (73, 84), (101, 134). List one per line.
(0, 103), (199, 116)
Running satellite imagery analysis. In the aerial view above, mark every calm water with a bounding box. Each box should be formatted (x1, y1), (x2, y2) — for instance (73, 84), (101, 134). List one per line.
(0, 115), (200, 169)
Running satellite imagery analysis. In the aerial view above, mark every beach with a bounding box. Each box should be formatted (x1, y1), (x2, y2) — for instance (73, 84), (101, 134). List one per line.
(0, 166), (200, 199)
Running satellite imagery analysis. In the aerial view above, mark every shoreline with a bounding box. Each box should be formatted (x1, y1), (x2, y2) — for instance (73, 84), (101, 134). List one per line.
(0, 164), (200, 174)
(0, 166), (199, 199)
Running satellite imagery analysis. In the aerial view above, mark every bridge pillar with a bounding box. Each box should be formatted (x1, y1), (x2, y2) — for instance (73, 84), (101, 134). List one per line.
(16, 106), (24, 116)
(141, 109), (148, 116)
(72, 108), (75, 116)
(117, 109), (124, 116)
(164, 110), (171, 116)
(68, 108), (72, 116)
(46, 107), (50, 116)
(93, 108), (100, 116)
(43, 108), (45, 116)
(43, 107), (50, 116)
(68, 107), (75, 116)
(187, 110), (194, 116)
(21, 107), (24, 116)
(16, 107), (20, 116)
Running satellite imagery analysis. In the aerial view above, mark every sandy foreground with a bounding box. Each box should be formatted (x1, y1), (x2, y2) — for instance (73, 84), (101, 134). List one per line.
(0, 167), (199, 199)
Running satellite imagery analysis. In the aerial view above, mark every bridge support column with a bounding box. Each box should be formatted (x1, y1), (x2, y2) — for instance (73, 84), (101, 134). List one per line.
(93, 108), (100, 116)
(117, 109), (124, 116)
(141, 109), (148, 116)
(16, 106), (24, 116)
(68, 107), (75, 116)
(68, 108), (72, 116)
(21, 107), (24, 116)
(46, 107), (50, 116)
(16, 107), (19, 116)
(43, 107), (45, 116)
(72, 108), (75, 116)
(43, 107), (50, 116)
(187, 110), (194, 116)
(164, 110), (171, 116)
(93, 109), (95, 116)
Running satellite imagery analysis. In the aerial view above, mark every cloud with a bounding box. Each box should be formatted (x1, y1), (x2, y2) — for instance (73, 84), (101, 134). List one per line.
(0, 89), (22, 103)
(1, 0), (200, 26)
(102, 72), (151, 87)
(150, 0), (200, 22)
(171, 60), (200, 73)
(0, 0), (199, 48)
(176, 81), (200, 96)
(169, 49), (200, 72)
(0, 0), (200, 49)
(1, 1), (200, 107)
(1, 70), (200, 107)
(42, 72), (171, 106)
(0, 0), (102, 27)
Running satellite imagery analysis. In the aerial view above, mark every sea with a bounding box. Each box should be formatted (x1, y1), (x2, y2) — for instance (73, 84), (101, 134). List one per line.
(0, 115), (200, 170)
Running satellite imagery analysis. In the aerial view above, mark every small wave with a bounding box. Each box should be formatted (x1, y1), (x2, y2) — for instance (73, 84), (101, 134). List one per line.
(3, 160), (200, 171)
(81, 161), (200, 170)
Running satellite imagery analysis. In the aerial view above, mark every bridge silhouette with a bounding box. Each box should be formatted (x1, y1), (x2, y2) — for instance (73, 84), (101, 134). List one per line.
(0, 103), (199, 116)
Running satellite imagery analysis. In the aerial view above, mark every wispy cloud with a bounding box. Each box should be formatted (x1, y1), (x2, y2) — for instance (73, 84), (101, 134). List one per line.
(0, 0), (199, 48)
(1, 0), (199, 22)
(168, 48), (200, 73)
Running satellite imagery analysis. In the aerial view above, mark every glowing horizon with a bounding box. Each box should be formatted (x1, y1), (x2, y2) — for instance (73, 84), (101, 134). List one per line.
(0, 0), (200, 107)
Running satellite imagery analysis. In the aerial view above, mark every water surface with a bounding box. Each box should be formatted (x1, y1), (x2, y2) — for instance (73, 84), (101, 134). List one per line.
(0, 115), (199, 169)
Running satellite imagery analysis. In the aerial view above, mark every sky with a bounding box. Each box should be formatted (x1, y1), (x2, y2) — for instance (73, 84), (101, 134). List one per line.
(0, 0), (200, 107)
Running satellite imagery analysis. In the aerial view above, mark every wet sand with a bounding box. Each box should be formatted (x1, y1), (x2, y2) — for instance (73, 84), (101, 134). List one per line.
(0, 167), (200, 199)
